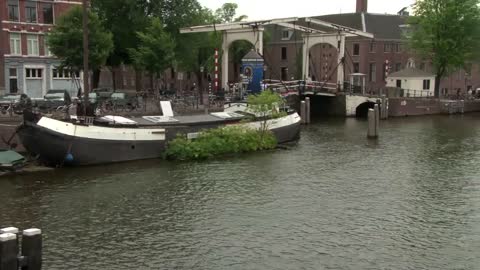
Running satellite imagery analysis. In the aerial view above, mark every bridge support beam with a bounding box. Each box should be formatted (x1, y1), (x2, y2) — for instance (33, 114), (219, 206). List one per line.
(302, 33), (346, 91)
(222, 29), (264, 90)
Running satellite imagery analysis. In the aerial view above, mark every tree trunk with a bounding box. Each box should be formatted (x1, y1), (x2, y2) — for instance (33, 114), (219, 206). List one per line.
(111, 68), (117, 90)
(435, 74), (442, 98)
(150, 73), (154, 92)
(135, 69), (142, 92)
(196, 71), (204, 105)
(92, 69), (101, 89)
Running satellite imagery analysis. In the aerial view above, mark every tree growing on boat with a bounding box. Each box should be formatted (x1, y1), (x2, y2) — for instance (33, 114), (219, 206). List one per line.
(246, 90), (287, 140)
(408, 0), (480, 97)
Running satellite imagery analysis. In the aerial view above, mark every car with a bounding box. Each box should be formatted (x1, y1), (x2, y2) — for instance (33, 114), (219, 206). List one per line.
(92, 88), (114, 99)
(36, 89), (72, 111)
(105, 92), (139, 112)
(0, 94), (24, 115)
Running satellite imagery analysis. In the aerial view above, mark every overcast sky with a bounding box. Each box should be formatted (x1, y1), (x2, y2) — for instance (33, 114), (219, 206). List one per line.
(198, 0), (416, 20)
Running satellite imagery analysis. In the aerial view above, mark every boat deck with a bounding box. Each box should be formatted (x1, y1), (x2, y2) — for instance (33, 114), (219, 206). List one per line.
(99, 112), (247, 128)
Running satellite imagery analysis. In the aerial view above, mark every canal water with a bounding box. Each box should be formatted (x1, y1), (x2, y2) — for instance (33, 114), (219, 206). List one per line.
(2, 114), (480, 269)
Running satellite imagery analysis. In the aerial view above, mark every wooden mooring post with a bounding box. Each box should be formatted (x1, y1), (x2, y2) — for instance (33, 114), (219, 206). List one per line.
(0, 227), (42, 270)
(300, 98), (311, 125)
(305, 97), (311, 124)
(380, 95), (389, 120)
(368, 104), (380, 139)
(300, 100), (306, 124)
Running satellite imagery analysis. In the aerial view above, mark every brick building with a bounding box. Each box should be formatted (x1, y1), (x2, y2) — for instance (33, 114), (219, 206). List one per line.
(263, 0), (480, 96)
(0, 0), (82, 98)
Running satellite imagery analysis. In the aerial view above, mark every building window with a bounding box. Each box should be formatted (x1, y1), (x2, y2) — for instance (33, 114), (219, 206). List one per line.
(26, 68), (43, 79)
(395, 63), (402, 71)
(52, 69), (79, 79)
(44, 39), (52, 56)
(369, 42), (376, 53)
(384, 43), (391, 53)
(369, 63), (376, 82)
(27, 35), (39, 56)
(423, 80), (431, 90)
(281, 67), (288, 81)
(25, 1), (37, 23)
(9, 68), (18, 93)
(395, 44), (402, 53)
(42, 3), (54, 24)
(353, 43), (360, 56)
(7, 0), (19, 21)
(281, 47), (287, 60)
(281, 30), (291, 40)
(396, 80), (402, 88)
(353, 62), (360, 73)
(9, 33), (21, 55)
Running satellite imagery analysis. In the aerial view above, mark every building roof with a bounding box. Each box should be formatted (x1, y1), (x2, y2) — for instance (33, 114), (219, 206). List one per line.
(242, 50), (264, 61)
(312, 13), (408, 40)
(388, 67), (435, 78)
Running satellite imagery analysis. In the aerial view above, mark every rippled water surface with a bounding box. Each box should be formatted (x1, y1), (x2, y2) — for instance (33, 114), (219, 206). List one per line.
(2, 115), (480, 269)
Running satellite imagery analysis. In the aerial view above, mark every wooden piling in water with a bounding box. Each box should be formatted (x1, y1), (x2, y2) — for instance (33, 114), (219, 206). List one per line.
(21, 229), (42, 270)
(374, 104), (380, 136)
(367, 109), (376, 138)
(305, 97), (311, 124)
(0, 233), (18, 270)
(381, 95), (388, 120)
(300, 101), (306, 124)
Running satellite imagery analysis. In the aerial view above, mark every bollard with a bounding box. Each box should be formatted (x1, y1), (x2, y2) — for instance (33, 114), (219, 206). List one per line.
(305, 97), (311, 124)
(374, 104), (380, 136)
(367, 109), (377, 139)
(21, 229), (42, 270)
(0, 228), (19, 262)
(385, 98), (389, 119)
(0, 233), (18, 270)
(380, 95), (387, 120)
(300, 101), (306, 124)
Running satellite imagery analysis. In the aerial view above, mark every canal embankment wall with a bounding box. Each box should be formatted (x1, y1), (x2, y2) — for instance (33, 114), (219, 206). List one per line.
(388, 98), (480, 117)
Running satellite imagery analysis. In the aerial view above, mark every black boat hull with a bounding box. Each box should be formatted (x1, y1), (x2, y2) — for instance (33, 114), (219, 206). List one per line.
(18, 123), (167, 166)
(18, 114), (301, 166)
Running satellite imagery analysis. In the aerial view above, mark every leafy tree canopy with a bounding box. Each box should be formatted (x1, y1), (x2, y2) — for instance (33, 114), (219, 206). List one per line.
(408, 0), (480, 96)
(129, 18), (175, 77)
(47, 6), (113, 72)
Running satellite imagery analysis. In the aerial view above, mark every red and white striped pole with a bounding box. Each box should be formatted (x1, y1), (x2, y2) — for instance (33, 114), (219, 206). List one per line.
(214, 49), (219, 92)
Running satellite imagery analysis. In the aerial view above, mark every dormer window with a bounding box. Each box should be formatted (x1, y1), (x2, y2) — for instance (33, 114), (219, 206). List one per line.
(281, 30), (293, 40)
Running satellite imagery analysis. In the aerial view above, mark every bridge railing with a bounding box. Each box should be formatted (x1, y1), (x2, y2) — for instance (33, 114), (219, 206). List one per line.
(262, 79), (339, 96)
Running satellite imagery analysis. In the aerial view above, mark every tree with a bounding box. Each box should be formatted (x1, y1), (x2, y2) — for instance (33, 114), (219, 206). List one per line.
(47, 6), (113, 85)
(215, 3), (239, 23)
(247, 91), (286, 141)
(409, 0), (480, 97)
(92, 0), (152, 90)
(129, 18), (175, 91)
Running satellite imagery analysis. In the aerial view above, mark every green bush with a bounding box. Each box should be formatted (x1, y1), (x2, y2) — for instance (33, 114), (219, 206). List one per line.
(165, 126), (277, 161)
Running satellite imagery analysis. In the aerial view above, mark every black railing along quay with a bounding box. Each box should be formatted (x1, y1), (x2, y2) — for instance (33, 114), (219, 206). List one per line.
(0, 227), (42, 270)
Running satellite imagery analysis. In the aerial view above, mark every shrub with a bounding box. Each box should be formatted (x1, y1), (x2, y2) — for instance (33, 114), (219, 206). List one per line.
(165, 126), (277, 161)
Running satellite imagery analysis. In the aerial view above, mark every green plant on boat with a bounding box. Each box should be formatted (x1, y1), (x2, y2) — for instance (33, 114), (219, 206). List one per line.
(246, 90), (287, 139)
(165, 126), (277, 161)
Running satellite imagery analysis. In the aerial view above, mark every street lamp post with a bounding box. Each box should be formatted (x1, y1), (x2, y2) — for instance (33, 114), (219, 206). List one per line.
(82, 0), (89, 116)
(200, 66), (208, 114)
(263, 64), (268, 91)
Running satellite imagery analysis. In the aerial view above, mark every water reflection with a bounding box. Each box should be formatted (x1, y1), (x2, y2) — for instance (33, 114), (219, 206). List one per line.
(2, 114), (480, 269)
